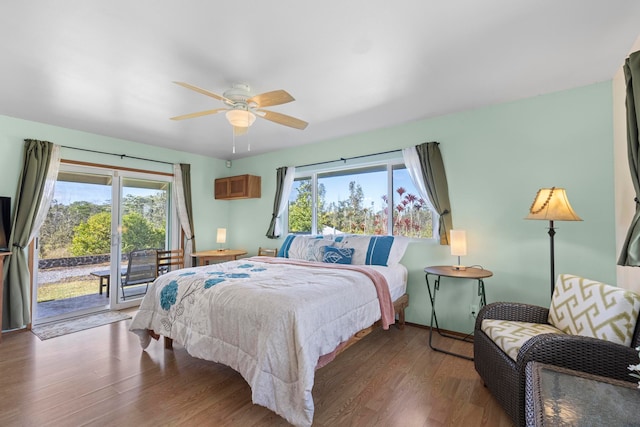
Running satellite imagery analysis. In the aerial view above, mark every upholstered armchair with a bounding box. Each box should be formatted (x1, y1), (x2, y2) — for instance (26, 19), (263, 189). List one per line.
(473, 274), (640, 427)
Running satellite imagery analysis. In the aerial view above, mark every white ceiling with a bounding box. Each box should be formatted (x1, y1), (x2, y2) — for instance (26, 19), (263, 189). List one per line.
(1, 1), (640, 160)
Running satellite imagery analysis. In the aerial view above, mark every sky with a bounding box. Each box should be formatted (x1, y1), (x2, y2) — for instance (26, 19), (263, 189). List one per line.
(52, 181), (160, 206)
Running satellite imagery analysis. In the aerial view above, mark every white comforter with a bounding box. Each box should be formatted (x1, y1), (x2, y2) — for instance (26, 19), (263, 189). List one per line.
(129, 256), (394, 426)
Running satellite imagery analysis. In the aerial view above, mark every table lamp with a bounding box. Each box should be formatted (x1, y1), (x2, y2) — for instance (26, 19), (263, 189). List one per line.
(450, 229), (467, 271)
(216, 228), (227, 251)
(525, 187), (582, 295)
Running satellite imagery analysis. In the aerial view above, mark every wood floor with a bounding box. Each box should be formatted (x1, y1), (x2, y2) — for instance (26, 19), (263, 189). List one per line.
(0, 315), (512, 426)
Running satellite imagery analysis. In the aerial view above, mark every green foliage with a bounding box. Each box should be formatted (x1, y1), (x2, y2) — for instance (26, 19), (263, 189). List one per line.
(122, 193), (167, 230)
(121, 212), (165, 253)
(288, 179), (313, 233)
(41, 192), (168, 259)
(40, 200), (110, 258)
(71, 211), (112, 256)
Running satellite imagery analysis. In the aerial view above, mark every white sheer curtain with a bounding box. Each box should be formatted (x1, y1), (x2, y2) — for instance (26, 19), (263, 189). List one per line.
(28, 144), (61, 242)
(173, 164), (194, 266)
(402, 146), (439, 238)
(274, 166), (296, 237)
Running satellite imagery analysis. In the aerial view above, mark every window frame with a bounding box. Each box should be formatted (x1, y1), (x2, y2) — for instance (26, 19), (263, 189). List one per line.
(286, 156), (435, 239)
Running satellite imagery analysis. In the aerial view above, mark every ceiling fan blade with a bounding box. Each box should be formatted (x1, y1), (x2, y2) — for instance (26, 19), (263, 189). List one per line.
(173, 81), (232, 103)
(257, 109), (308, 130)
(170, 108), (227, 121)
(248, 90), (295, 108)
(233, 126), (249, 136)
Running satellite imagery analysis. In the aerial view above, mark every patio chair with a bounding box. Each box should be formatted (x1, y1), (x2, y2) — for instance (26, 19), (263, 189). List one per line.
(156, 248), (184, 276)
(121, 248), (157, 300)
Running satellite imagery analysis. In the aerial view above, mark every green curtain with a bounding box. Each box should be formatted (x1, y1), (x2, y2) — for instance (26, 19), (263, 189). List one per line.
(416, 142), (453, 245)
(618, 50), (640, 266)
(266, 167), (287, 238)
(3, 140), (55, 330)
(180, 164), (196, 253)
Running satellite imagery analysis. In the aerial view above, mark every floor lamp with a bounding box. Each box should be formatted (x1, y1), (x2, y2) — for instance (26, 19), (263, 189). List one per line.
(525, 187), (582, 296)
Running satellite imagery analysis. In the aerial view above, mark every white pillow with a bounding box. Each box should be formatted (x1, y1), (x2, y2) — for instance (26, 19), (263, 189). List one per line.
(387, 236), (410, 265)
(287, 236), (333, 262)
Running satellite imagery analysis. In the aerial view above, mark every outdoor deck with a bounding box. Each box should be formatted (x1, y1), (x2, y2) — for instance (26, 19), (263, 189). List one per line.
(36, 264), (147, 321)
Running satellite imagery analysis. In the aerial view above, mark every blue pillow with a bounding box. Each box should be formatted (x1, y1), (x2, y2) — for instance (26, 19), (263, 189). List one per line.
(322, 246), (354, 264)
(365, 235), (395, 266)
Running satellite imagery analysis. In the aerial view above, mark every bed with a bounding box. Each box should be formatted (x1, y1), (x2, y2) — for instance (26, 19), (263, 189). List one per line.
(129, 234), (410, 426)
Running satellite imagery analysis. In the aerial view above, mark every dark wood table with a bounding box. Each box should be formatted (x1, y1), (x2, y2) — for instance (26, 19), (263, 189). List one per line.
(424, 265), (492, 360)
(90, 268), (127, 297)
(525, 362), (640, 426)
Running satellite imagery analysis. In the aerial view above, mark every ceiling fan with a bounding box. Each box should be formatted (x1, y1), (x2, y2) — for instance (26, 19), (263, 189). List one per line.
(170, 82), (308, 136)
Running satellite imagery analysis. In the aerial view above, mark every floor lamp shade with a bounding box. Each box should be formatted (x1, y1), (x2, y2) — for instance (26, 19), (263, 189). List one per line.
(525, 188), (581, 222)
(525, 187), (582, 295)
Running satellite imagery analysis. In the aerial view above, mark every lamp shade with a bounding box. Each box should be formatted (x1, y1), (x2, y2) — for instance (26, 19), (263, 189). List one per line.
(525, 187), (582, 221)
(226, 109), (256, 127)
(450, 230), (467, 256)
(216, 228), (227, 244)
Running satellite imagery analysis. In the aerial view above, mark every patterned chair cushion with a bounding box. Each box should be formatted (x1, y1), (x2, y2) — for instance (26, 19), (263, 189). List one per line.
(481, 320), (564, 361)
(548, 274), (640, 346)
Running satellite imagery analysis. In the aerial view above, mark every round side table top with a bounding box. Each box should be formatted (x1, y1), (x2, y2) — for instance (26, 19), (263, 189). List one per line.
(424, 265), (493, 279)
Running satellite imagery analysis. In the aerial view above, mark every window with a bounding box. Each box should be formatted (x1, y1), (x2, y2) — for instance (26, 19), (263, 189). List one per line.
(287, 160), (433, 238)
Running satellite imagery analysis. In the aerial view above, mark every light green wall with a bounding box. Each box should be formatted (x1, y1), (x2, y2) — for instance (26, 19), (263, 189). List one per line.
(228, 81), (616, 333)
(0, 115), (227, 251)
(0, 80), (616, 333)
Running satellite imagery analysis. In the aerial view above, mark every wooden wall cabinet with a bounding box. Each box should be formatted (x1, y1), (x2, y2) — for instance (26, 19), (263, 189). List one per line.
(214, 174), (261, 200)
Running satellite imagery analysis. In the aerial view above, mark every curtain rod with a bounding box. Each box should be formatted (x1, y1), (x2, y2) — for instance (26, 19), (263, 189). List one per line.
(295, 149), (403, 169)
(60, 145), (174, 166)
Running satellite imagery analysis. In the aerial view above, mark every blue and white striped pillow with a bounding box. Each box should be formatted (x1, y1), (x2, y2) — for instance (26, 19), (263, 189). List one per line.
(334, 235), (404, 266)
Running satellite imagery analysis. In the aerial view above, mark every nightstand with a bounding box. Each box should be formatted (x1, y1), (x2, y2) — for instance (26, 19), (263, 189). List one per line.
(424, 265), (492, 360)
(191, 249), (248, 266)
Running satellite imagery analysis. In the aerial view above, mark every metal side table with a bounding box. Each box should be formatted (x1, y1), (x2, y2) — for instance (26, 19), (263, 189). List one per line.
(424, 265), (492, 360)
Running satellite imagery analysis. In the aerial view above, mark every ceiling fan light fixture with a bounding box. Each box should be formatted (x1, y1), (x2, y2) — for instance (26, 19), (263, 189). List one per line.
(226, 109), (256, 128)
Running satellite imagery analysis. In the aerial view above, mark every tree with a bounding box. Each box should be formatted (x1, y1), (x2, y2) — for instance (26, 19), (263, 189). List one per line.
(40, 200), (110, 258)
(121, 212), (165, 253)
(71, 211), (112, 256)
(41, 190), (168, 258)
(323, 181), (365, 234)
(122, 192), (167, 230)
(288, 180), (313, 233)
(71, 211), (165, 256)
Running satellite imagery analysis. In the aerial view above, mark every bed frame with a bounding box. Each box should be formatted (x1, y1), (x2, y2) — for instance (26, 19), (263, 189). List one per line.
(147, 293), (409, 354)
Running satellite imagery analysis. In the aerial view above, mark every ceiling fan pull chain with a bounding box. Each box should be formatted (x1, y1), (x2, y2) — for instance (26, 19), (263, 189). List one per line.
(232, 128), (236, 154)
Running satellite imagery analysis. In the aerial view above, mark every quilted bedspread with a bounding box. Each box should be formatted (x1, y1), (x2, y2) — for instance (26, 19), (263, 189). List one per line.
(129, 256), (392, 426)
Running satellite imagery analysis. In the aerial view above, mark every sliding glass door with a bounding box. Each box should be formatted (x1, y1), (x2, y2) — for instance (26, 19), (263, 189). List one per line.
(115, 175), (171, 305)
(33, 164), (175, 323)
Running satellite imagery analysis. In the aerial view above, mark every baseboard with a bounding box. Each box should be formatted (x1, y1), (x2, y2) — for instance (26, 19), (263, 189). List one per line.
(405, 321), (475, 342)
